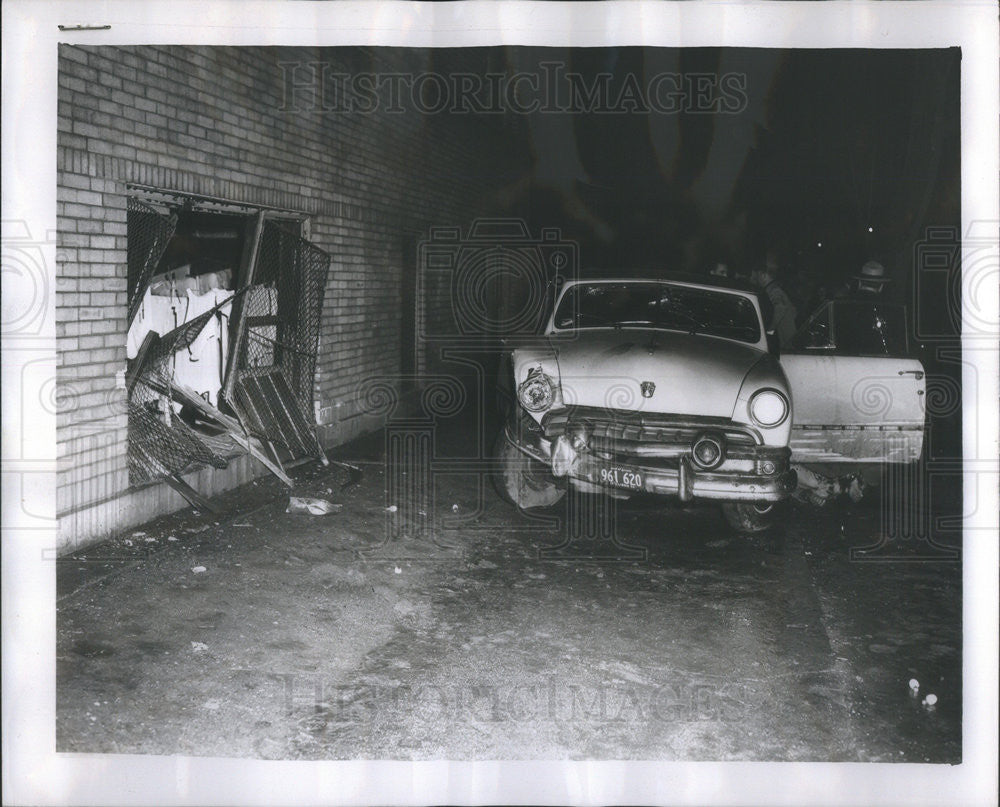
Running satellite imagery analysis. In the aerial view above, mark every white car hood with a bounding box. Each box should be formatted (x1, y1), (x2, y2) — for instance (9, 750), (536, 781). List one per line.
(548, 329), (766, 418)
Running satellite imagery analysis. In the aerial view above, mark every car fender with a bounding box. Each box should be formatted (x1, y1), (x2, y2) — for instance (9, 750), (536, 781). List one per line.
(732, 353), (793, 447)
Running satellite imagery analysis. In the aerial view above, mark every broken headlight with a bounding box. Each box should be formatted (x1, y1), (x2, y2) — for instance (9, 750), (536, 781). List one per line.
(517, 368), (556, 412)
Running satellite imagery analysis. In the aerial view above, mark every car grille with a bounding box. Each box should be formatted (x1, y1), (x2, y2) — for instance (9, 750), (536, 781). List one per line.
(541, 406), (761, 460)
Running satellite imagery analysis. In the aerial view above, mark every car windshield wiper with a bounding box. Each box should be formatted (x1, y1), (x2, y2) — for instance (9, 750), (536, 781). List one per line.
(664, 308), (708, 335)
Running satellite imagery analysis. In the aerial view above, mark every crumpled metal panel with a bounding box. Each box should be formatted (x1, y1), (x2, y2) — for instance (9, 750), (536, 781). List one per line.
(228, 220), (330, 460)
(233, 370), (321, 458)
(126, 292), (245, 486)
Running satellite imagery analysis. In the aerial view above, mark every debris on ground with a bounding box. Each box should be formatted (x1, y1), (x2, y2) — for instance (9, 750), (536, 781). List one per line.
(191, 641), (209, 653)
(909, 678), (920, 694)
(792, 466), (842, 506)
(394, 566), (402, 574)
(167, 536), (178, 542)
(329, 459), (364, 490)
(191, 566), (207, 574)
(922, 693), (938, 708)
(385, 505), (398, 513)
(286, 496), (342, 516)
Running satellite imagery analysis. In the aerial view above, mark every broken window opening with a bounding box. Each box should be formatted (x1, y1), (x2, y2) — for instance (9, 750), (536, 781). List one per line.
(125, 192), (329, 502)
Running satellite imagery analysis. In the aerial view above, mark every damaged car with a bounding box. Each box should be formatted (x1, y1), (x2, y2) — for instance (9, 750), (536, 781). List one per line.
(494, 276), (798, 532)
(781, 297), (927, 506)
(494, 276), (928, 532)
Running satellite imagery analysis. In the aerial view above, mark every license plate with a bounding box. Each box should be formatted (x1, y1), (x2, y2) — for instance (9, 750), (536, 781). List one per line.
(597, 466), (644, 490)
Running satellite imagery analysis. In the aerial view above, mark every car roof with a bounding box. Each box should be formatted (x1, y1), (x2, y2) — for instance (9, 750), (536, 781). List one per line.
(563, 272), (758, 295)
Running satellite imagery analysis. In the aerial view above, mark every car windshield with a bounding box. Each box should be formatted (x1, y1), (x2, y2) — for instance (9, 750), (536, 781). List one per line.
(552, 282), (761, 343)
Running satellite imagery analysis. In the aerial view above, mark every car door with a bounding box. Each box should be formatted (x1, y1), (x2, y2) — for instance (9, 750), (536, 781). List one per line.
(781, 300), (925, 464)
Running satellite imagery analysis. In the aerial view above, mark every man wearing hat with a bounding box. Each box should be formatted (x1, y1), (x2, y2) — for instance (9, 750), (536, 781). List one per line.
(855, 259), (891, 295)
(834, 258), (892, 299)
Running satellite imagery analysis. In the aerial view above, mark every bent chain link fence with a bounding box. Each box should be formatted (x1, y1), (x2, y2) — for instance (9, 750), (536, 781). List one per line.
(126, 197), (177, 327)
(229, 220), (330, 459)
(127, 296), (244, 486)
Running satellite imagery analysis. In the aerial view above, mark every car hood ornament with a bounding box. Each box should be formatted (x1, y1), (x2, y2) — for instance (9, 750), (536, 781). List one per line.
(641, 381), (656, 398)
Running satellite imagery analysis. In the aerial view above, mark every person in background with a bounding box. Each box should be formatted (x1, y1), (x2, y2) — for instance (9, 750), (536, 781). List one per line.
(709, 261), (730, 279)
(750, 255), (798, 347)
(854, 259), (891, 296)
(833, 258), (891, 300)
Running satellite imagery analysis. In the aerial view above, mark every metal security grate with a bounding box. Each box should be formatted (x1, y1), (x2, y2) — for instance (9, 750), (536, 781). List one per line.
(127, 293), (244, 486)
(126, 400), (229, 485)
(233, 371), (318, 457)
(127, 198), (177, 327)
(226, 219), (330, 459)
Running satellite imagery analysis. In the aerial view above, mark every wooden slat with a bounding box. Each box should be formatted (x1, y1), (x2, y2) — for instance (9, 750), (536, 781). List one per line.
(163, 474), (222, 514)
(221, 210), (266, 407)
(142, 375), (294, 486)
(125, 331), (158, 394)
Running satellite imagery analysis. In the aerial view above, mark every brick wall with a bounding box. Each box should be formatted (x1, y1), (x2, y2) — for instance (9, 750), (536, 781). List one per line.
(56, 45), (526, 552)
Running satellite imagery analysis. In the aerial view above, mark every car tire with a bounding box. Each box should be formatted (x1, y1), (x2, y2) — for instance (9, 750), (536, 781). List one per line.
(492, 429), (566, 511)
(721, 501), (776, 534)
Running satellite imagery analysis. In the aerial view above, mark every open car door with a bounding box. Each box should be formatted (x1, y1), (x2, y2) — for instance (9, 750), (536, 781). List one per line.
(781, 299), (925, 464)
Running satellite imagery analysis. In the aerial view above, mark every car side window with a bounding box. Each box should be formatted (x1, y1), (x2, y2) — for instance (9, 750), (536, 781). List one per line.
(830, 301), (909, 357)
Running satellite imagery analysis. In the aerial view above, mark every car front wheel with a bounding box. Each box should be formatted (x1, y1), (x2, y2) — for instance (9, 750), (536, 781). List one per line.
(721, 501), (776, 534)
(492, 430), (566, 510)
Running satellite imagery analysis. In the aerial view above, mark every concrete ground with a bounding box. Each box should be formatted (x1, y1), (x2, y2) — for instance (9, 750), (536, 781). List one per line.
(56, 425), (961, 762)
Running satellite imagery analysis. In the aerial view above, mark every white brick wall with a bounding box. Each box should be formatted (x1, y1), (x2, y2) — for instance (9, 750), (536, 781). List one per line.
(56, 44), (525, 551)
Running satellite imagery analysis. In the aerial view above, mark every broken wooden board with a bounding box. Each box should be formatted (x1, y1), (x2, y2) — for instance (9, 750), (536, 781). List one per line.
(163, 474), (223, 514)
(157, 378), (294, 487)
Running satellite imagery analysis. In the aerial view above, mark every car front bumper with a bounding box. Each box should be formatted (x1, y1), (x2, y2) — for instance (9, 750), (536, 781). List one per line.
(506, 424), (796, 503)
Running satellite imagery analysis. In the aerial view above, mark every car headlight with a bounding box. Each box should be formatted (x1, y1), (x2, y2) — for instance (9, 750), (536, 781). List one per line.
(748, 389), (789, 428)
(517, 368), (556, 412)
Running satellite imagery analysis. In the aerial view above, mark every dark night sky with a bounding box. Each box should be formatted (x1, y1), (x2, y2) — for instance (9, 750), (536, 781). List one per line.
(484, 46), (960, 307)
